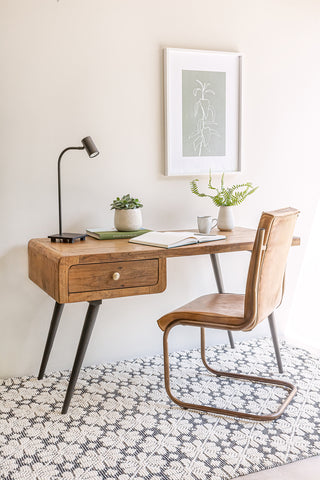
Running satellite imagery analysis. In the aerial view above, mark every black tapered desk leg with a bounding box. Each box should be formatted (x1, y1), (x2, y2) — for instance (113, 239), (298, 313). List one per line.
(268, 312), (283, 374)
(210, 254), (235, 349)
(61, 300), (102, 414)
(38, 302), (65, 380)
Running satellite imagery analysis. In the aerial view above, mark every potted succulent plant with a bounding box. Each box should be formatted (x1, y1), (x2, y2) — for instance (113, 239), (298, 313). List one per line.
(110, 194), (143, 231)
(190, 172), (258, 231)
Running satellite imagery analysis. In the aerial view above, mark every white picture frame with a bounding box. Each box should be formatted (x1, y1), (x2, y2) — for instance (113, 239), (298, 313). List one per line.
(164, 48), (242, 176)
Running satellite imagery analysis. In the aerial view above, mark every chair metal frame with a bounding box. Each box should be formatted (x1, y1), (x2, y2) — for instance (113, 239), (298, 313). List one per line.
(163, 321), (296, 421)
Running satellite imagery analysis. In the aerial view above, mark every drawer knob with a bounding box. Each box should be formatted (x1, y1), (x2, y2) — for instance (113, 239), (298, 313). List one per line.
(112, 272), (120, 281)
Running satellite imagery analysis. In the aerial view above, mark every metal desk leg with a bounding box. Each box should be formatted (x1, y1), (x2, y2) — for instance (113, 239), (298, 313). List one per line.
(61, 300), (102, 414)
(268, 312), (283, 373)
(210, 254), (235, 349)
(38, 302), (65, 380)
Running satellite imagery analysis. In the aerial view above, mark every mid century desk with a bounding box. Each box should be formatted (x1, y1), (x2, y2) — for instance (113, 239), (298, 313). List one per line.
(28, 227), (300, 413)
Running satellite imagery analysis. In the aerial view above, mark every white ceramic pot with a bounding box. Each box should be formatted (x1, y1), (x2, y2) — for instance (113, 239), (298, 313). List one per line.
(114, 208), (142, 231)
(217, 206), (234, 231)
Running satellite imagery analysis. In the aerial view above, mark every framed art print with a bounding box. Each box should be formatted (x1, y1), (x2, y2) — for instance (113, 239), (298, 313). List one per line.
(164, 48), (242, 176)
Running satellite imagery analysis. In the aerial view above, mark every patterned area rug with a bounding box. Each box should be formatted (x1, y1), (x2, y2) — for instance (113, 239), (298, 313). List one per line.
(0, 338), (319, 480)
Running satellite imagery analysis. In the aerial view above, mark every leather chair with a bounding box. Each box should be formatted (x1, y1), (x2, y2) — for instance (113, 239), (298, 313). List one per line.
(157, 208), (299, 421)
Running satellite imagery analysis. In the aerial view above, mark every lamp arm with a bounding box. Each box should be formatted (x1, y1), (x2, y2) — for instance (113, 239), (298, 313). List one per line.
(57, 146), (84, 235)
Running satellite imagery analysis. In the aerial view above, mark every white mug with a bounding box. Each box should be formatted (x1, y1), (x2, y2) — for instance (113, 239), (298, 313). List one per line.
(197, 216), (217, 234)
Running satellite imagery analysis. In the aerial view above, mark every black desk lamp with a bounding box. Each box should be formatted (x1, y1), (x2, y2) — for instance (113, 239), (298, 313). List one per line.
(48, 136), (99, 243)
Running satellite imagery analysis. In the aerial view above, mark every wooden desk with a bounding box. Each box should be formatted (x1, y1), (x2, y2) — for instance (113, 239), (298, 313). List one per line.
(28, 227), (300, 413)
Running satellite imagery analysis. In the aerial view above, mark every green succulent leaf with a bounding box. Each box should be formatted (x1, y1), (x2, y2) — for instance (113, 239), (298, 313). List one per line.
(110, 194), (143, 210)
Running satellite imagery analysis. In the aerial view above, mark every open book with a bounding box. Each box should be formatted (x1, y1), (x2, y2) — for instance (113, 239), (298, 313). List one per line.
(128, 231), (226, 249)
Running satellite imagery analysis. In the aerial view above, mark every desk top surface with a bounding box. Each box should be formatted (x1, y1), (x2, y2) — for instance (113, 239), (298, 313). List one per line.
(28, 227), (300, 303)
(29, 227), (300, 264)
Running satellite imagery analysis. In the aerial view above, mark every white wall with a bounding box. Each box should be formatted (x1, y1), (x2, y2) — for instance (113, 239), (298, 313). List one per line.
(286, 200), (320, 352)
(1, 0), (319, 377)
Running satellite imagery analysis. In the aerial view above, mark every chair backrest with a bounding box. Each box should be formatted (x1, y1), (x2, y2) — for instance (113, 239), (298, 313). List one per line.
(244, 207), (299, 330)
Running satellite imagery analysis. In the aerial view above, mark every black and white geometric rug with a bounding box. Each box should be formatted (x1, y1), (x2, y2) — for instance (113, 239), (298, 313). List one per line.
(0, 338), (319, 480)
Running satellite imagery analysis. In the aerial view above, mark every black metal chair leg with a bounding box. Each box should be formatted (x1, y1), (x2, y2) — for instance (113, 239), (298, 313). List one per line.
(210, 253), (235, 349)
(38, 302), (65, 380)
(268, 312), (284, 374)
(61, 300), (102, 414)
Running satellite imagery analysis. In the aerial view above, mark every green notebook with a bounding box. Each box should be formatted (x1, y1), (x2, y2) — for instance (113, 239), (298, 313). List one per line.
(86, 228), (150, 240)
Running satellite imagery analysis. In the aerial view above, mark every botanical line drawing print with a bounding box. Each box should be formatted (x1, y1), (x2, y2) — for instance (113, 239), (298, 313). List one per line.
(182, 70), (226, 158)
(189, 79), (220, 156)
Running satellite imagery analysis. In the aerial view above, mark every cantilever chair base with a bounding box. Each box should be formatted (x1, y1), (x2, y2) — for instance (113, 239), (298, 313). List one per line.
(163, 321), (297, 422)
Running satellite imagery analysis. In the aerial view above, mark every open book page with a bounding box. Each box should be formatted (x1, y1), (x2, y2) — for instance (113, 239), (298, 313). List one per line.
(128, 231), (226, 248)
(192, 234), (226, 243)
(129, 231), (196, 247)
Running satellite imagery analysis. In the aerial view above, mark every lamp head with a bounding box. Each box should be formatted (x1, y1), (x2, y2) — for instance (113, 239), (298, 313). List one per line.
(81, 136), (99, 158)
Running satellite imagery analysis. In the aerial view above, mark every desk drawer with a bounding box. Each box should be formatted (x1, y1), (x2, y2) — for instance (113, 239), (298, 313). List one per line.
(69, 259), (159, 293)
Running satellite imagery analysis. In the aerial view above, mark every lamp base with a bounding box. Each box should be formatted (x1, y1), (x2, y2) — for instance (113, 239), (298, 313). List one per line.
(48, 233), (87, 243)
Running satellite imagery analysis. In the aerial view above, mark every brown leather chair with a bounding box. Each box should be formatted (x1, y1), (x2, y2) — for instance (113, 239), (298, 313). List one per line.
(157, 208), (299, 421)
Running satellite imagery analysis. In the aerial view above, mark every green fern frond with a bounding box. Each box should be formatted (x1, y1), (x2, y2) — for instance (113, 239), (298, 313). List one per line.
(208, 170), (218, 192)
(190, 179), (217, 202)
(190, 173), (258, 207)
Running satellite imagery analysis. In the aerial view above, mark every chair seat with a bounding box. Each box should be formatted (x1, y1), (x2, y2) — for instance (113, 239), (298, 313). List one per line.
(157, 293), (245, 331)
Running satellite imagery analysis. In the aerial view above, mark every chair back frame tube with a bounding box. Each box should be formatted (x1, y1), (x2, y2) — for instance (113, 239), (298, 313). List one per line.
(243, 227), (266, 330)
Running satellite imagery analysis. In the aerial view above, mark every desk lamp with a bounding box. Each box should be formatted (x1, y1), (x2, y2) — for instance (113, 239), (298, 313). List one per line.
(48, 136), (99, 243)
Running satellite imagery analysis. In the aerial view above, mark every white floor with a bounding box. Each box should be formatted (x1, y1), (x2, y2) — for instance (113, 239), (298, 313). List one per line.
(240, 456), (320, 479)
